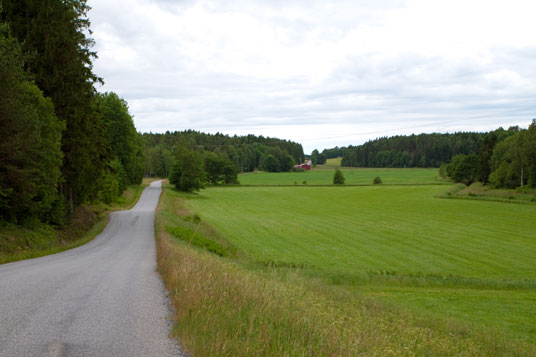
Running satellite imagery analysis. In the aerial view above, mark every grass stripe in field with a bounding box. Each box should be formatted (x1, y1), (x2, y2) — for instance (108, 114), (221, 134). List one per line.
(187, 185), (536, 280)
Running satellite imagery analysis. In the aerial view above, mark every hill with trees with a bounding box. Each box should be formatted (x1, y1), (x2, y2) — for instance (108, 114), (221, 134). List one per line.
(340, 132), (487, 168)
(142, 131), (304, 179)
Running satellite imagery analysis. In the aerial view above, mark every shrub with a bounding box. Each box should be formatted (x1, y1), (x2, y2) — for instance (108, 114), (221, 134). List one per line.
(373, 176), (382, 184)
(439, 163), (448, 178)
(333, 169), (345, 184)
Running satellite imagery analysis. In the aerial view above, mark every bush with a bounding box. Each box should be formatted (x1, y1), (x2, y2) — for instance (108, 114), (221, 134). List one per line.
(373, 176), (382, 184)
(333, 169), (345, 184)
(439, 163), (448, 178)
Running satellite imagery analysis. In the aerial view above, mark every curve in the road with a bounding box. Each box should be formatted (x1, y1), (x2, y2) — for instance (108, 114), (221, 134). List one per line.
(0, 180), (184, 357)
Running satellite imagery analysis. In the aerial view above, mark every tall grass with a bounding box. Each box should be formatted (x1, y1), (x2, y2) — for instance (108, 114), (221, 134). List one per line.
(156, 184), (534, 355)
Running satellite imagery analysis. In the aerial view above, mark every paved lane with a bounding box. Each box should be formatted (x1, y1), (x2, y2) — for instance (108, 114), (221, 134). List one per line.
(0, 181), (183, 356)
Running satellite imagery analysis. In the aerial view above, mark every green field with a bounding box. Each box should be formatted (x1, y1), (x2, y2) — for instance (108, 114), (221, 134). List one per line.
(185, 183), (536, 344)
(238, 167), (443, 185)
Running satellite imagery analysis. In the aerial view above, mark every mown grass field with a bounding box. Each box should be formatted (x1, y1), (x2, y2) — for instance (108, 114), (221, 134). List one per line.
(157, 183), (536, 355)
(187, 185), (536, 280)
(238, 166), (443, 185)
(157, 159), (536, 354)
(178, 180), (536, 350)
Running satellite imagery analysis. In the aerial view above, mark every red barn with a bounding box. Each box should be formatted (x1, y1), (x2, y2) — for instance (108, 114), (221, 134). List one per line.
(293, 160), (312, 170)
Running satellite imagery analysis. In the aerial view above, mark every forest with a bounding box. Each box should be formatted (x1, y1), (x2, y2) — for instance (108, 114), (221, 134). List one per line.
(337, 125), (536, 189)
(341, 132), (487, 168)
(142, 131), (304, 177)
(0, 0), (143, 225)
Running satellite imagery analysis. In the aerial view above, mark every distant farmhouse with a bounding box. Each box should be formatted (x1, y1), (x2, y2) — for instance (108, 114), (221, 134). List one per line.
(293, 159), (312, 171)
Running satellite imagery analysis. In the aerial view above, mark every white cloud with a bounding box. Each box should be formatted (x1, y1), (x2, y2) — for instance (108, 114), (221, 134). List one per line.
(88, 0), (536, 153)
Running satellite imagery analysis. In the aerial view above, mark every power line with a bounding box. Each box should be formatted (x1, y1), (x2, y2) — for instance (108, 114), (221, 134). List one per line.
(301, 106), (535, 142)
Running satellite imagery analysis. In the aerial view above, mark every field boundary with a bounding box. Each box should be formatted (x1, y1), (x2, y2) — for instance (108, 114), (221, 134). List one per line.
(436, 184), (536, 205)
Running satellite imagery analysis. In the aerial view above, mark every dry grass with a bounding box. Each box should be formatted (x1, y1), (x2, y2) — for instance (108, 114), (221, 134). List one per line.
(156, 185), (534, 356)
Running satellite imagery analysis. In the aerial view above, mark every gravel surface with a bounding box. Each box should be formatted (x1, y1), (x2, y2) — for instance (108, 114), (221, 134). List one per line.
(0, 181), (185, 356)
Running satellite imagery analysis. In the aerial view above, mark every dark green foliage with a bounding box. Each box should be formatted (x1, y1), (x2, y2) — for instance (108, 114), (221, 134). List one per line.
(478, 133), (497, 184)
(2, 0), (108, 209)
(339, 123), (534, 189)
(321, 147), (344, 160)
(281, 154), (296, 172)
(143, 131), (304, 175)
(333, 169), (345, 185)
(373, 176), (382, 184)
(1, 3), (145, 226)
(488, 123), (536, 189)
(438, 163), (448, 178)
(448, 153), (479, 185)
(311, 149), (328, 166)
(0, 29), (64, 223)
(144, 146), (173, 177)
(205, 152), (238, 184)
(222, 163), (239, 184)
(341, 132), (484, 168)
(170, 150), (206, 192)
(261, 154), (279, 172)
(97, 92), (144, 190)
(96, 159), (124, 204)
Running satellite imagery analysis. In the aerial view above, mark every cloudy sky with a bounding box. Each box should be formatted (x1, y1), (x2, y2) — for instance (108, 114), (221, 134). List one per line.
(88, 0), (536, 153)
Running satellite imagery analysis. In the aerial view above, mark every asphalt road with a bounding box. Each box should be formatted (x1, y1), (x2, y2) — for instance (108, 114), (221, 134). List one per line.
(0, 181), (184, 356)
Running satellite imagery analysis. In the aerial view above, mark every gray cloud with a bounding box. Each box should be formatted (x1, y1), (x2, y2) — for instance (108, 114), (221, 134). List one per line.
(88, 0), (536, 152)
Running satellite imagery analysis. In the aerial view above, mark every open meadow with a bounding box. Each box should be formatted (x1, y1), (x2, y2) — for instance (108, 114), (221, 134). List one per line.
(157, 166), (536, 355)
(238, 166), (442, 185)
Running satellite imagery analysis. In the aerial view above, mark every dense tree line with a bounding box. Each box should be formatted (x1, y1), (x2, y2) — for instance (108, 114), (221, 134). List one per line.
(443, 122), (536, 188)
(143, 131), (304, 177)
(310, 147), (346, 166)
(0, 1), (143, 225)
(332, 122), (534, 189)
(341, 132), (486, 168)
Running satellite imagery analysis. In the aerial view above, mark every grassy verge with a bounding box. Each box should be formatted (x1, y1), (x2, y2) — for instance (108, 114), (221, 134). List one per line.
(156, 183), (535, 355)
(0, 178), (156, 264)
(437, 182), (536, 205)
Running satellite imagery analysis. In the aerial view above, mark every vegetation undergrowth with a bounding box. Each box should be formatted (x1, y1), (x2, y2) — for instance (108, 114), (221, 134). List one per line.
(437, 182), (536, 205)
(156, 183), (535, 355)
(0, 179), (154, 264)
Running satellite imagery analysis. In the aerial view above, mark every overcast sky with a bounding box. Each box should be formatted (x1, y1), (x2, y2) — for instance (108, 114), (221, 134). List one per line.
(88, 0), (536, 153)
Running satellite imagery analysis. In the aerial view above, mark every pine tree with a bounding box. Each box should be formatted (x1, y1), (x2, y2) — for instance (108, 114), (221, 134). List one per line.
(0, 25), (64, 223)
(333, 169), (345, 185)
(2, 0), (108, 211)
